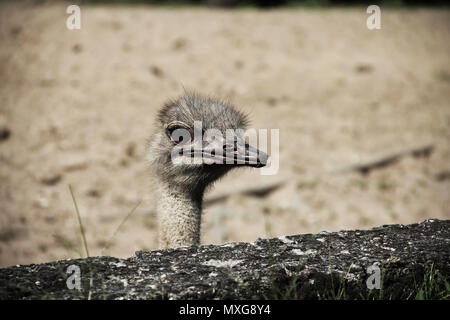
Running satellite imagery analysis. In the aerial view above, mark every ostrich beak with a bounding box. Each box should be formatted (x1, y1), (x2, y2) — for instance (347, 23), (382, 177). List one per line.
(200, 136), (268, 168)
(236, 141), (268, 168)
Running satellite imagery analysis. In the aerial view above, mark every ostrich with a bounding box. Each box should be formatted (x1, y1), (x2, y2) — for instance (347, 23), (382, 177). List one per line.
(147, 92), (268, 249)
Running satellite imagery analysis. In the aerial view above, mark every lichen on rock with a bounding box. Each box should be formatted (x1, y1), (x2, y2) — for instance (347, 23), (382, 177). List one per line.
(0, 219), (448, 299)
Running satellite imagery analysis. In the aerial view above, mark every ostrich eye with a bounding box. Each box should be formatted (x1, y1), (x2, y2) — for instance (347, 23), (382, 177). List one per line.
(165, 121), (191, 145)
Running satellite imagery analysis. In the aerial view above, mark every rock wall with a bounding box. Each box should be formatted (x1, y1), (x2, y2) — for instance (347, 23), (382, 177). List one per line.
(1, 219), (448, 299)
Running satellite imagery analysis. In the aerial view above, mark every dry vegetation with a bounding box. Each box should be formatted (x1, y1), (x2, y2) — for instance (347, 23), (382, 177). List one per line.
(0, 2), (449, 267)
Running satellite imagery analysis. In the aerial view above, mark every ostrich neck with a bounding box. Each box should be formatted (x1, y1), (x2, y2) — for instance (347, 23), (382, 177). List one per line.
(157, 183), (204, 248)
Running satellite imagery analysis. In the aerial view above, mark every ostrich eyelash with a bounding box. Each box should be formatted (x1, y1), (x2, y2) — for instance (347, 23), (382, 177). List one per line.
(165, 121), (191, 144)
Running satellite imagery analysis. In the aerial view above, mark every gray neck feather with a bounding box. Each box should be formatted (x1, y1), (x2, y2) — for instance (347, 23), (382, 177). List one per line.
(157, 183), (204, 248)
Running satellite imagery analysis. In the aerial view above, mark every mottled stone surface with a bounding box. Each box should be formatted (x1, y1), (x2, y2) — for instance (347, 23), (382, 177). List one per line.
(1, 219), (448, 299)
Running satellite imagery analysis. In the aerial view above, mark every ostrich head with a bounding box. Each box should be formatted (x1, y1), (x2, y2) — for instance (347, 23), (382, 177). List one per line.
(147, 92), (268, 248)
(148, 93), (268, 198)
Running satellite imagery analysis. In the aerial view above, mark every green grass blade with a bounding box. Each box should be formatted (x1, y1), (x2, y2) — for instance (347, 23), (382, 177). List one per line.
(101, 200), (141, 256)
(52, 234), (83, 258)
(69, 185), (90, 258)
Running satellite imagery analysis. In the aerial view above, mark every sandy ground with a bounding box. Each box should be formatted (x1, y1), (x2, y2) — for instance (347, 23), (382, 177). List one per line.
(0, 2), (449, 267)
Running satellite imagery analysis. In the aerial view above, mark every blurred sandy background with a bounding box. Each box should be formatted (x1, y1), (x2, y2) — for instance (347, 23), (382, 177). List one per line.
(0, 1), (449, 267)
